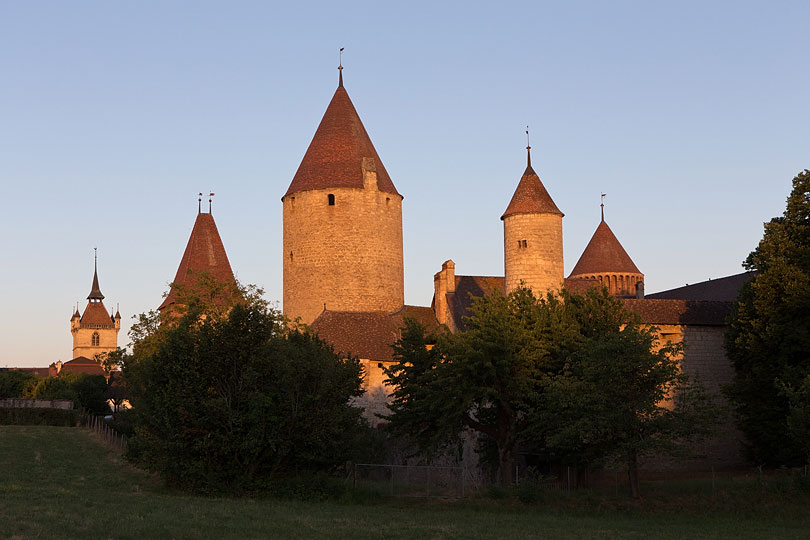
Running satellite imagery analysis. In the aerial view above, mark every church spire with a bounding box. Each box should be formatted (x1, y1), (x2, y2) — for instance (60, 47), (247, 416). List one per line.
(87, 248), (105, 301)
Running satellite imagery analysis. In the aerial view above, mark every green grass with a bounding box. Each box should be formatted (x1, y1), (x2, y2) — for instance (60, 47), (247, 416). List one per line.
(1, 426), (808, 539)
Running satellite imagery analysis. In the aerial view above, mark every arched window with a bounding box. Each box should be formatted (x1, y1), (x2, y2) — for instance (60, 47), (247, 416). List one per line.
(91, 332), (100, 347)
(328, 194), (335, 206)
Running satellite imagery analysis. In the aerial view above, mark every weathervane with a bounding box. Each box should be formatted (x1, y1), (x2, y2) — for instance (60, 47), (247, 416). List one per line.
(338, 47), (345, 87)
(209, 192), (215, 213)
(525, 125), (531, 167)
(601, 193), (606, 221)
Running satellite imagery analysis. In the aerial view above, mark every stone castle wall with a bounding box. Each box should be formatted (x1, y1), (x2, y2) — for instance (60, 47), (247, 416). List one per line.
(642, 324), (746, 470)
(503, 213), (563, 295)
(72, 325), (119, 360)
(283, 163), (404, 324)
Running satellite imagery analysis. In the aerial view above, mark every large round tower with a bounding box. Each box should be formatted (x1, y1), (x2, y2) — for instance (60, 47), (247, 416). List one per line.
(501, 147), (564, 296)
(282, 68), (404, 324)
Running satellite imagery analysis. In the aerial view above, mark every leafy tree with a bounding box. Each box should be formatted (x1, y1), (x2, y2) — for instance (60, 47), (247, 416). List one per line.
(385, 287), (718, 493)
(32, 377), (77, 401)
(726, 170), (810, 466)
(385, 287), (580, 485)
(121, 281), (366, 492)
(64, 373), (110, 415)
(544, 288), (718, 498)
(0, 371), (39, 398)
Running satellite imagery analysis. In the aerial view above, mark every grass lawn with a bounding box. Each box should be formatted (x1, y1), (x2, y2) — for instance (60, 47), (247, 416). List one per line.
(0, 425), (808, 539)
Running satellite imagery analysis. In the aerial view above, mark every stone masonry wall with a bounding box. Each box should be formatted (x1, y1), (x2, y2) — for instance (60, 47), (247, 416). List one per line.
(283, 177), (404, 325)
(504, 213), (563, 296)
(642, 324), (746, 471)
(72, 325), (119, 360)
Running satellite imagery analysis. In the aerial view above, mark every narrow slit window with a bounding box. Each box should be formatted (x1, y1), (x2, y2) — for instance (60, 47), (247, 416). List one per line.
(328, 194), (335, 206)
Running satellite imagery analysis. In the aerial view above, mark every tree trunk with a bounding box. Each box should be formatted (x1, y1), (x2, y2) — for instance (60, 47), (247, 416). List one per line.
(498, 445), (515, 485)
(628, 450), (641, 499)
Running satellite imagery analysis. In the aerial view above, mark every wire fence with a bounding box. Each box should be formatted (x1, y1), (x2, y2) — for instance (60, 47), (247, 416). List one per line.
(353, 463), (467, 498)
(82, 413), (127, 454)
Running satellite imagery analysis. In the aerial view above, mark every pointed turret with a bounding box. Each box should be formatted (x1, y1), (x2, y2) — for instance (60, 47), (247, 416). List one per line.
(568, 203), (643, 297)
(502, 143), (564, 296)
(282, 64), (405, 324)
(283, 71), (400, 198)
(501, 149), (563, 220)
(158, 208), (237, 312)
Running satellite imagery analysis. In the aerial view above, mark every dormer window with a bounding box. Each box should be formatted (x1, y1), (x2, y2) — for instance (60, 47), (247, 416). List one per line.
(328, 194), (335, 206)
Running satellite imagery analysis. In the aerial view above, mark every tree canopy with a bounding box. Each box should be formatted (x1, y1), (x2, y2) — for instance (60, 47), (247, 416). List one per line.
(726, 170), (810, 466)
(385, 286), (717, 496)
(119, 279), (368, 492)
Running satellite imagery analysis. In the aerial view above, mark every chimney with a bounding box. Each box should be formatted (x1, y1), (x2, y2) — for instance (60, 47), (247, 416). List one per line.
(635, 281), (645, 299)
(443, 260), (456, 294)
(361, 157), (378, 191)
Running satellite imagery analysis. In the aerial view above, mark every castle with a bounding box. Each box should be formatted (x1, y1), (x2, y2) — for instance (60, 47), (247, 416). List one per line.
(73, 65), (745, 468)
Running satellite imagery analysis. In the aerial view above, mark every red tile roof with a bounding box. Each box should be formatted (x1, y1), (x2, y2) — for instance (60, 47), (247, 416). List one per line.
(62, 356), (106, 376)
(80, 301), (114, 326)
(158, 212), (236, 311)
(501, 165), (563, 220)
(311, 305), (440, 362)
(284, 83), (400, 198)
(645, 271), (756, 302)
(569, 220), (641, 276)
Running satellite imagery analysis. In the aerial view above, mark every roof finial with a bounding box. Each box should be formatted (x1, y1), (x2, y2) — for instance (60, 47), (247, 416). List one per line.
(198, 193), (202, 214)
(600, 193), (606, 222)
(338, 47), (344, 88)
(94, 247), (97, 271)
(209, 192), (215, 213)
(525, 125), (531, 168)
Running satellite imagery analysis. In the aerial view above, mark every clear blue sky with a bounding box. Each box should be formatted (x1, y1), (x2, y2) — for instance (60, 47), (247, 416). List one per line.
(1, 1), (808, 367)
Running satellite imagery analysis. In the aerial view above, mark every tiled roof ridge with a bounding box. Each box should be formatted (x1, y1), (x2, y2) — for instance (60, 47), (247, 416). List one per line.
(284, 84), (400, 198)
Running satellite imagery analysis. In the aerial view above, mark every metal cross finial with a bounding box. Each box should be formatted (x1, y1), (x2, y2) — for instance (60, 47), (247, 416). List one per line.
(600, 193), (606, 222)
(209, 192), (215, 213)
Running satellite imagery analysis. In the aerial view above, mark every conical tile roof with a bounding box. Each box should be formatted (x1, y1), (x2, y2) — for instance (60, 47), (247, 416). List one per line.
(501, 163), (562, 220)
(284, 79), (399, 198)
(569, 219), (641, 276)
(80, 301), (114, 325)
(158, 212), (236, 311)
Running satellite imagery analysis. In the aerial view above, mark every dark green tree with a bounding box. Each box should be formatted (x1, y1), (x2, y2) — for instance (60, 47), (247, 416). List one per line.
(726, 170), (810, 466)
(385, 287), (580, 485)
(32, 377), (77, 401)
(0, 371), (39, 398)
(545, 288), (718, 498)
(64, 373), (110, 415)
(122, 283), (366, 492)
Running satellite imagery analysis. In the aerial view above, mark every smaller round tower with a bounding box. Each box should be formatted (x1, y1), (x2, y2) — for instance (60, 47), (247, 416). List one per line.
(568, 199), (644, 297)
(502, 145), (564, 296)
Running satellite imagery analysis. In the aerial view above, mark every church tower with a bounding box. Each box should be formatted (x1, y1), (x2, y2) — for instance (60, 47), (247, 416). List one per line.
(282, 66), (404, 324)
(568, 201), (644, 297)
(502, 144), (564, 296)
(71, 251), (120, 360)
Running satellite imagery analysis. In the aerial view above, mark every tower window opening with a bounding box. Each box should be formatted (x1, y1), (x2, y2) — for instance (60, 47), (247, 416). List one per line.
(289, 251), (293, 262)
(91, 332), (100, 347)
(386, 197), (391, 207)
(290, 196), (295, 208)
(328, 194), (335, 206)
(517, 240), (528, 249)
